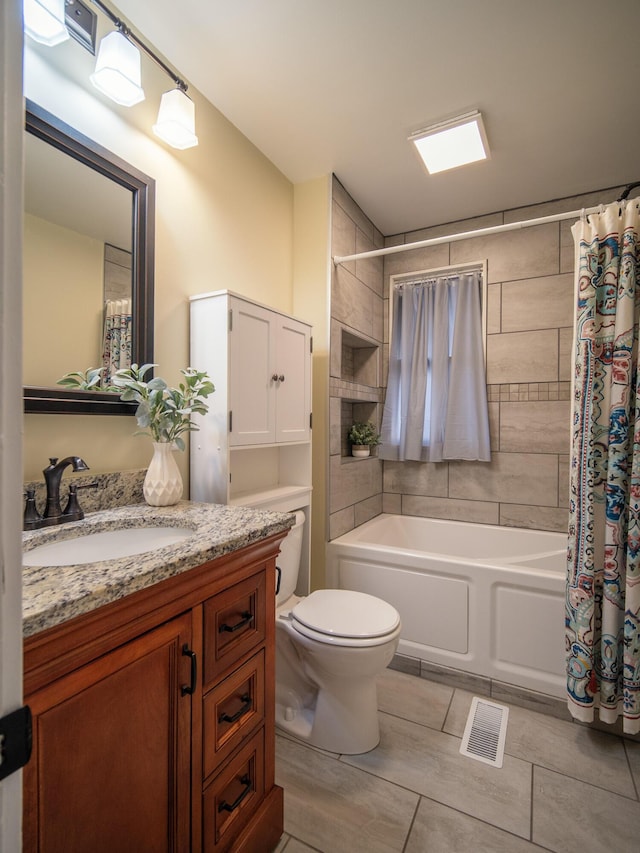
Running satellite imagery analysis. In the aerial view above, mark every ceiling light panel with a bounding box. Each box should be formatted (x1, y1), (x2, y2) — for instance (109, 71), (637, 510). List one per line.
(410, 111), (490, 174)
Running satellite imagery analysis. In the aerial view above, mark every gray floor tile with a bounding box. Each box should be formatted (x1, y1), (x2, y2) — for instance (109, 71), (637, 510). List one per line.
(377, 667), (454, 730)
(342, 712), (532, 838)
(273, 834), (290, 852)
(275, 734), (418, 853)
(406, 797), (542, 853)
(283, 839), (322, 853)
(532, 766), (640, 853)
(444, 689), (636, 798)
(626, 740), (640, 797)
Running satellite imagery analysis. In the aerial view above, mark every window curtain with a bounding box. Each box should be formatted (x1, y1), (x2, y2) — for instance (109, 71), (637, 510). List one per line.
(567, 197), (640, 734)
(379, 271), (490, 462)
(102, 298), (132, 384)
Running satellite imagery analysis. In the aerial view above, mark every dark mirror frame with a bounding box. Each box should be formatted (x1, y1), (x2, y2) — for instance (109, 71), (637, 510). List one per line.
(23, 99), (155, 415)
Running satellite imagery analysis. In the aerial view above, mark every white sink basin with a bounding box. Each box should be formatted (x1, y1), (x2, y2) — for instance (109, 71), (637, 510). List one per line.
(23, 526), (194, 567)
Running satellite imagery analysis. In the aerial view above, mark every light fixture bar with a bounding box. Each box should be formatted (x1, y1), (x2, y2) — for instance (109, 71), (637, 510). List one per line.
(89, 0), (188, 92)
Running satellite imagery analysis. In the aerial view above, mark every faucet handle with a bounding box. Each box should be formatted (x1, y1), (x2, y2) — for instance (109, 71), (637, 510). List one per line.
(23, 488), (42, 531)
(63, 482), (99, 522)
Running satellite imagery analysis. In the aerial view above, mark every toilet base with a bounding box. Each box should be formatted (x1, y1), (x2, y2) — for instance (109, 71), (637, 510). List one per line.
(275, 676), (380, 755)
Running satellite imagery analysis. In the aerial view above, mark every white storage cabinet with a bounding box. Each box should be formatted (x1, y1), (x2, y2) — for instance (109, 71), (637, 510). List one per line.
(190, 291), (312, 594)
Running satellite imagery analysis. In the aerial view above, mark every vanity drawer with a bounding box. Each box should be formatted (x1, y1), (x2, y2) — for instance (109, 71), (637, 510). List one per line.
(203, 650), (265, 780)
(203, 570), (266, 687)
(202, 728), (265, 853)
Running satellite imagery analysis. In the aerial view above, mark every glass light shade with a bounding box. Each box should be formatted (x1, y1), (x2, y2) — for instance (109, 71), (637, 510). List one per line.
(411, 112), (490, 174)
(90, 31), (145, 107)
(153, 88), (199, 149)
(23, 0), (69, 46)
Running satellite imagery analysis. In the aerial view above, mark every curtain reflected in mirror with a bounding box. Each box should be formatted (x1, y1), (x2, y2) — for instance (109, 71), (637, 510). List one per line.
(23, 100), (155, 415)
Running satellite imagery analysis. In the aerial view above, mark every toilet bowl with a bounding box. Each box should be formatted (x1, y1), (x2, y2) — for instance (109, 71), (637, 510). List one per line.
(275, 511), (401, 754)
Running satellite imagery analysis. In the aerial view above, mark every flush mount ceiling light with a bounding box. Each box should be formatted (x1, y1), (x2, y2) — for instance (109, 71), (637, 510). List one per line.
(90, 29), (145, 106)
(23, 0), (70, 46)
(153, 87), (199, 150)
(410, 111), (490, 174)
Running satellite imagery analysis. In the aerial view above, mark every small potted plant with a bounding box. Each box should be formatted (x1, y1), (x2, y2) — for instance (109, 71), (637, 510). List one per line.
(348, 421), (381, 458)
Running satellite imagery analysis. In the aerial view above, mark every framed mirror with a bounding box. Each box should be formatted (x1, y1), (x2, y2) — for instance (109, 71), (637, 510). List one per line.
(23, 99), (155, 415)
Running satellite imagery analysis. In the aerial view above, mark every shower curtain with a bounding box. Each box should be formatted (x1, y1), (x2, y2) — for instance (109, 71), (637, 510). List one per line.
(102, 298), (132, 384)
(567, 196), (640, 734)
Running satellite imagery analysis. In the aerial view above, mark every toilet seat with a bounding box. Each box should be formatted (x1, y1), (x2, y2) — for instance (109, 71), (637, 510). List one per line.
(290, 589), (400, 647)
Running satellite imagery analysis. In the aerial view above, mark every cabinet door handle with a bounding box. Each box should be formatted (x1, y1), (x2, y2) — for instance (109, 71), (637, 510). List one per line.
(219, 611), (254, 634)
(218, 693), (252, 724)
(218, 774), (253, 813)
(181, 644), (197, 696)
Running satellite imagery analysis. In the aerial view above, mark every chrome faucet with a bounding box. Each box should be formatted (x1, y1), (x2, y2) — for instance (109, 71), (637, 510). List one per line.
(41, 456), (89, 525)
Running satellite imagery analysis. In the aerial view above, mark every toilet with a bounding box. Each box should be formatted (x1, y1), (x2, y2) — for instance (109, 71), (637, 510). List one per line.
(275, 511), (401, 754)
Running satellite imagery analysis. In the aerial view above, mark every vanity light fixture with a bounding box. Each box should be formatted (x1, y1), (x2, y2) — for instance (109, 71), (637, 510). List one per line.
(90, 28), (145, 106)
(23, 0), (70, 46)
(410, 111), (490, 174)
(153, 87), (198, 150)
(23, 0), (199, 150)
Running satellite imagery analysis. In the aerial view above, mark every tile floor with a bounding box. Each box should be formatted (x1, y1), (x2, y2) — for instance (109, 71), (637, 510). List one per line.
(273, 668), (640, 853)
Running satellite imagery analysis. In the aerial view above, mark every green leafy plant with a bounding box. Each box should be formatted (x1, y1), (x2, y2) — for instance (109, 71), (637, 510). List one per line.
(348, 421), (381, 447)
(58, 364), (215, 451)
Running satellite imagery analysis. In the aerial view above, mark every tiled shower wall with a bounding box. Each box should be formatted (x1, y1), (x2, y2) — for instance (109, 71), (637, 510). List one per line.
(329, 179), (624, 538)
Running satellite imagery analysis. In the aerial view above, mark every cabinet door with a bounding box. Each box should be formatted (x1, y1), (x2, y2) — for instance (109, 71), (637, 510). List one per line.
(24, 612), (193, 853)
(274, 315), (311, 443)
(229, 300), (276, 446)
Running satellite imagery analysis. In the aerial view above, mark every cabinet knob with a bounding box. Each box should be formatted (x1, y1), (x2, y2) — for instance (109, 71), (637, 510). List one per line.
(278, 374), (285, 383)
(271, 374), (279, 382)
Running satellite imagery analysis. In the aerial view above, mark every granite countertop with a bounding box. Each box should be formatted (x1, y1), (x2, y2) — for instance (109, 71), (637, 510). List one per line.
(22, 501), (294, 639)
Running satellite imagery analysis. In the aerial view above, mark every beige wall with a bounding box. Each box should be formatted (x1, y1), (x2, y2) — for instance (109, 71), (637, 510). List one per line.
(22, 33), (295, 482)
(328, 183), (624, 536)
(23, 214), (103, 386)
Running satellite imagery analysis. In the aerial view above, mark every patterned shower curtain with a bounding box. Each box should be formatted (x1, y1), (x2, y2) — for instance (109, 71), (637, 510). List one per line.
(102, 299), (132, 384)
(567, 197), (640, 734)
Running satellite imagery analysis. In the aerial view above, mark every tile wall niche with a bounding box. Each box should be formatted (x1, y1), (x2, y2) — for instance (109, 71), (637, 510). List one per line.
(329, 178), (624, 537)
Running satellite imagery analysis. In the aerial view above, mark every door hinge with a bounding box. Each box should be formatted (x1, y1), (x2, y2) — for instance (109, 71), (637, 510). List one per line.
(310, 336), (313, 354)
(229, 411), (233, 432)
(0, 705), (32, 781)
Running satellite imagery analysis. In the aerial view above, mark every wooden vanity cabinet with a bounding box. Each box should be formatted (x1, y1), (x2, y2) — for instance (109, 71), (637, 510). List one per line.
(23, 534), (285, 853)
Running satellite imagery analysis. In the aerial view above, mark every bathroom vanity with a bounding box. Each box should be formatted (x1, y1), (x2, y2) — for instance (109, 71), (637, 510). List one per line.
(22, 502), (291, 853)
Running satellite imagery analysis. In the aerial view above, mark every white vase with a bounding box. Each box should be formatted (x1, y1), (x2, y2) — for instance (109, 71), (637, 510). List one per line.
(351, 445), (370, 458)
(143, 442), (183, 506)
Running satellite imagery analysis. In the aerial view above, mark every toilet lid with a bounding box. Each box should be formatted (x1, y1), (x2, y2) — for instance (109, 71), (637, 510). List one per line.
(291, 589), (400, 639)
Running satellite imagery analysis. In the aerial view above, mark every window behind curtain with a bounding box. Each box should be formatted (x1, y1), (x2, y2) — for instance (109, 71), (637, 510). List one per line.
(379, 265), (490, 462)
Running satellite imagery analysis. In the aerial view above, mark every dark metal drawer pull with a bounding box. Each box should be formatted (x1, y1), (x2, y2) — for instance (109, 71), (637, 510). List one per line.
(181, 644), (197, 696)
(218, 694), (252, 724)
(219, 611), (254, 634)
(218, 774), (252, 813)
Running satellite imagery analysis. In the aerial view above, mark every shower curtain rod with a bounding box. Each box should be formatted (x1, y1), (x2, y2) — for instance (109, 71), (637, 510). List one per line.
(333, 204), (604, 265)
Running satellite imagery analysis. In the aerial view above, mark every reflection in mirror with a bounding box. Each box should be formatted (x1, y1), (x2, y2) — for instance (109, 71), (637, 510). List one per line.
(23, 100), (155, 415)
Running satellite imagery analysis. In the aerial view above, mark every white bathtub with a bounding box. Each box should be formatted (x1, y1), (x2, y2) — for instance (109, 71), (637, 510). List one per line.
(326, 514), (567, 698)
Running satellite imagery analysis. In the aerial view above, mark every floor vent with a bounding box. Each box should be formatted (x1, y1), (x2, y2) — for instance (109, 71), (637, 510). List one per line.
(459, 697), (509, 768)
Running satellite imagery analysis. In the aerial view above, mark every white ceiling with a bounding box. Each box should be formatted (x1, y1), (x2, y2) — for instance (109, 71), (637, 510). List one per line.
(115, 0), (640, 235)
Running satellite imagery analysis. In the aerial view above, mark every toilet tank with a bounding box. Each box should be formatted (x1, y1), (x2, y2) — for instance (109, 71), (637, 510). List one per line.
(276, 510), (306, 606)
